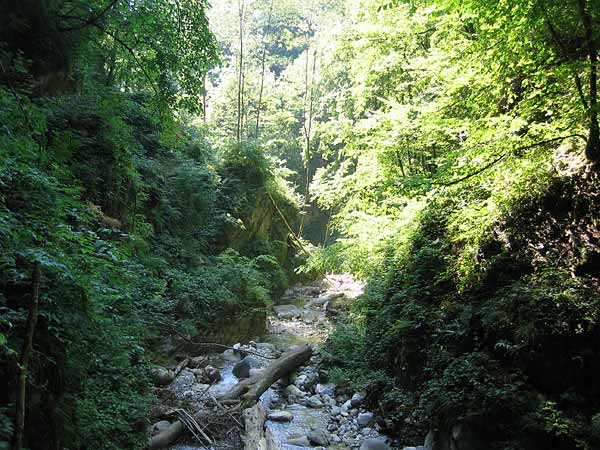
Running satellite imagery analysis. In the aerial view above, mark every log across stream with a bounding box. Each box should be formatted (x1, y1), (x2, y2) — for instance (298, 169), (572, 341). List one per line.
(147, 275), (396, 450)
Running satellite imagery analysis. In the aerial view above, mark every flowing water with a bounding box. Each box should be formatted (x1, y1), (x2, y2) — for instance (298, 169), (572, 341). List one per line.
(166, 274), (367, 450)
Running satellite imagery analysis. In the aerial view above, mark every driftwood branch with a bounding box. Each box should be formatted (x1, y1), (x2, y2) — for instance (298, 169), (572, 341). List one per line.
(218, 343), (313, 407)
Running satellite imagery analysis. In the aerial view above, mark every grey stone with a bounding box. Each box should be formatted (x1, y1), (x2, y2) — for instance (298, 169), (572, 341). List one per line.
(223, 348), (241, 361)
(315, 383), (336, 397)
(149, 420), (171, 436)
(307, 429), (330, 446)
(351, 391), (367, 407)
(357, 411), (374, 427)
(275, 304), (301, 319)
(232, 355), (260, 379)
(341, 399), (352, 415)
(306, 395), (324, 408)
(330, 406), (342, 416)
(285, 384), (306, 399)
(321, 394), (337, 407)
(294, 374), (308, 387)
(360, 438), (391, 450)
(309, 296), (329, 306)
(256, 342), (277, 352)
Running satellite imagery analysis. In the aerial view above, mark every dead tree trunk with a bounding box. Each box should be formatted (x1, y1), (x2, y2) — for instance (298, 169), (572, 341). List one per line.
(298, 48), (317, 238)
(218, 344), (313, 407)
(146, 344), (312, 449)
(13, 262), (41, 450)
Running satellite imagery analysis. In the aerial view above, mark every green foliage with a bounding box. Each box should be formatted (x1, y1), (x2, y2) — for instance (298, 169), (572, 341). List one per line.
(0, 56), (296, 450)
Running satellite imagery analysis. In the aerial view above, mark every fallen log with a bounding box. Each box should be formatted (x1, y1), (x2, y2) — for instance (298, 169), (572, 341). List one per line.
(146, 344), (311, 449)
(147, 421), (184, 450)
(218, 343), (313, 407)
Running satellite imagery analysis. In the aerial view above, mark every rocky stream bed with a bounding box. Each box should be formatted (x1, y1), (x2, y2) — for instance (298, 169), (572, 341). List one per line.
(147, 275), (426, 450)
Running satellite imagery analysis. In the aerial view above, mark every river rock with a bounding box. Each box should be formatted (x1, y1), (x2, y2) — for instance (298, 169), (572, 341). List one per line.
(294, 374), (308, 388)
(286, 384), (306, 399)
(321, 394), (337, 407)
(305, 395), (324, 408)
(149, 420), (171, 436)
(275, 304), (301, 319)
(285, 436), (311, 447)
(341, 399), (352, 415)
(309, 296), (329, 306)
(193, 365), (221, 383)
(331, 406), (342, 416)
(351, 391), (367, 407)
(308, 429), (330, 446)
(233, 355), (260, 378)
(256, 342), (277, 352)
(223, 348), (241, 361)
(357, 412), (374, 427)
(268, 410), (294, 422)
(315, 383), (336, 397)
(360, 438), (391, 450)
(151, 367), (174, 386)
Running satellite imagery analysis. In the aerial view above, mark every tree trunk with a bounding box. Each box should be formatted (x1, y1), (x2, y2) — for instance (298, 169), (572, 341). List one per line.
(146, 345), (311, 450)
(13, 262), (41, 450)
(237, 0), (246, 143)
(218, 344), (313, 407)
(255, 0), (274, 140)
(147, 421), (184, 450)
(298, 48), (317, 238)
(578, 0), (600, 162)
(202, 73), (208, 124)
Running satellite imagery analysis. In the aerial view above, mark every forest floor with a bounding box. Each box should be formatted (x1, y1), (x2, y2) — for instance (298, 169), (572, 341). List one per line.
(148, 274), (404, 450)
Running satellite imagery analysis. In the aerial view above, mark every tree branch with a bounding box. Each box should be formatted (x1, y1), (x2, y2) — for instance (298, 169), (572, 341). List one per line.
(58, 0), (122, 32)
(439, 134), (587, 187)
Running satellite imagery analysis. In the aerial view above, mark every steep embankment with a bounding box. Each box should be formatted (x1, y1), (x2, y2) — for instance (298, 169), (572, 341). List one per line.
(320, 168), (600, 450)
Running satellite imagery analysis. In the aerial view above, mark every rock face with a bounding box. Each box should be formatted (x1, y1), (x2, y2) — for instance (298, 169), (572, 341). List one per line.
(275, 304), (302, 319)
(360, 438), (392, 450)
(232, 355), (260, 379)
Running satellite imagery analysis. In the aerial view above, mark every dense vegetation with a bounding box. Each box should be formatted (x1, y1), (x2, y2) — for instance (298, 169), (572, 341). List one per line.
(1, 0), (600, 449)
(0, 1), (299, 449)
